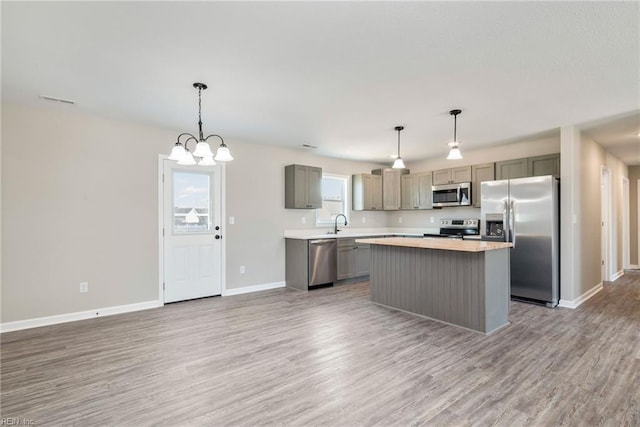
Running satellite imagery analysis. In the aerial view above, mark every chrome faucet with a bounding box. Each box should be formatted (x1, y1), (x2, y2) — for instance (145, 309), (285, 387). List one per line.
(334, 214), (348, 234)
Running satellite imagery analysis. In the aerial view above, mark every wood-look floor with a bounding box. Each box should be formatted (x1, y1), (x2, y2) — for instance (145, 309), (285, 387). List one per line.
(2, 272), (639, 426)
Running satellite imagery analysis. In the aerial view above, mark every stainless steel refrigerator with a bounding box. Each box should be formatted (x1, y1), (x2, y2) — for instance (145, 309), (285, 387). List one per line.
(481, 175), (559, 307)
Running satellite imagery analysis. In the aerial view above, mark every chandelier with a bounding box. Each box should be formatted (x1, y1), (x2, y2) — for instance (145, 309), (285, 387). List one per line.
(168, 83), (233, 165)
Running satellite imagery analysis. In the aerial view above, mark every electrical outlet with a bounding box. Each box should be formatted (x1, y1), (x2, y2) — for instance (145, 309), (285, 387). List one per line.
(240, 266), (246, 274)
(362, 217), (366, 224)
(229, 216), (235, 225)
(430, 217), (435, 223)
(79, 282), (88, 293)
(301, 217), (306, 224)
(398, 217), (403, 224)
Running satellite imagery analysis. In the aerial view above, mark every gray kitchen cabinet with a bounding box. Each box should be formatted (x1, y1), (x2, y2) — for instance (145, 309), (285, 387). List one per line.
(471, 163), (495, 207)
(372, 168), (409, 210)
(352, 174), (382, 211)
(337, 237), (371, 280)
(495, 158), (527, 180)
(284, 164), (322, 209)
(401, 172), (433, 210)
(528, 153), (560, 177)
(432, 166), (472, 185)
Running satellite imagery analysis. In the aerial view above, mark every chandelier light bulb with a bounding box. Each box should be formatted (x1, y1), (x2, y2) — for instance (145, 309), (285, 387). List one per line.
(177, 151), (196, 166)
(193, 141), (214, 158)
(214, 144), (234, 162)
(198, 155), (216, 166)
(169, 144), (186, 161)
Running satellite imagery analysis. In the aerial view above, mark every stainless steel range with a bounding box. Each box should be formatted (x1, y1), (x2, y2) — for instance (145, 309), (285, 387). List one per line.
(424, 219), (480, 239)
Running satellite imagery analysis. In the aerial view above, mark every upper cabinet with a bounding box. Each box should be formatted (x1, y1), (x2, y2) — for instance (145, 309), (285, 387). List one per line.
(496, 154), (560, 180)
(471, 163), (495, 208)
(528, 153), (560, 177)
(372, 168), (409, 211)
(495, 158), (528, 180)
(284, 164), (322, 209)
(401, 172), (433, 210)
(432, 166), (472, 185)
(352, 174), (382, 211)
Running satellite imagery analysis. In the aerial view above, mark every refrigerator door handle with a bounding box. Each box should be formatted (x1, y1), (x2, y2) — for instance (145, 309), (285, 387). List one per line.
(510, 201), (516, 248)
(503, 200), (509, 242)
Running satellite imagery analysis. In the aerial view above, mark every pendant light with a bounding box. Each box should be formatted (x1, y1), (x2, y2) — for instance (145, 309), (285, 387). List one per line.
(168, 83), (234, 166)
(446, 109), (463, 160)
(392, 126), (406, 169)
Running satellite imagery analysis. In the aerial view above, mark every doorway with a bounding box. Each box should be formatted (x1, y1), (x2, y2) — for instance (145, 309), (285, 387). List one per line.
(601, 166), (612, 282)
(160, 158), (224, 303)
(622, 177), (629, 270)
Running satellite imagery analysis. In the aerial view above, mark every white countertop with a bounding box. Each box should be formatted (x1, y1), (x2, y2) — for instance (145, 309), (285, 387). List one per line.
(355, 237), (512, 252)
(283, 227), (483, 240)
(283, 227), (436, 240)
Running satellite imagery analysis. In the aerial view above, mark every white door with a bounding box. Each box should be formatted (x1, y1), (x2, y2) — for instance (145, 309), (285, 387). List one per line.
(163, 160), (222, 303)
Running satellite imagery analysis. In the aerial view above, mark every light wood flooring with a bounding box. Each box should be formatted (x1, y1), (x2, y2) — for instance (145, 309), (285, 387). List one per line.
(2, 272), (639, 426)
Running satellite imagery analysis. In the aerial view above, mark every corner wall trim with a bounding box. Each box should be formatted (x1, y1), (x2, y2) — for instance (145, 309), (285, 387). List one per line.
(610, 270), (624, 281)
(0, 300), (162, 333)
(222, 281), (286, 296)
(558, 282), (603, 309)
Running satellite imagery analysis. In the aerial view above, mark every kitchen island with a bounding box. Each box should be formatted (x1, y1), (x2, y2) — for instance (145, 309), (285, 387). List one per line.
(355, 237), (513, 334)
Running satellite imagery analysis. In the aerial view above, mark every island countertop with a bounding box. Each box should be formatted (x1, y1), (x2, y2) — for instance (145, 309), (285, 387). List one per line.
(355, 237), (512, 252)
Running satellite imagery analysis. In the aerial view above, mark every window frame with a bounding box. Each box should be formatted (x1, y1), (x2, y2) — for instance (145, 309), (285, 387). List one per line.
(315, 173), (350, 227)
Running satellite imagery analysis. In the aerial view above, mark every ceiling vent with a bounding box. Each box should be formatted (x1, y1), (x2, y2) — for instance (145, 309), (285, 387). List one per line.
(39, 95), (76, 105)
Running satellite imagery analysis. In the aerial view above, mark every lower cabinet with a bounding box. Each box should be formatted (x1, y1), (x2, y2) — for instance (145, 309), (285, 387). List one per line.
(337, 238), (371, 280)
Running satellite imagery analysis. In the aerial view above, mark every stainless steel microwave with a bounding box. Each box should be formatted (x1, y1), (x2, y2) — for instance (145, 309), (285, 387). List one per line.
(432, 182), (472, 207)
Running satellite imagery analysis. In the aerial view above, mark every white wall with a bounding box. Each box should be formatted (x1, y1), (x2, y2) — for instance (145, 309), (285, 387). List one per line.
(559, 128), (628, 305)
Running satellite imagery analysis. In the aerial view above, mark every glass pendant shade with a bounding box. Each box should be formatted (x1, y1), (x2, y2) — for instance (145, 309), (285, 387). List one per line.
(198, 155), (216, 166)
(214, 145), (234, 162)
(169, 144), (186, 161)
(446, 145), (463, 160)
(392, 157), (406, 169)
(177, 151), (196, 165)
(193, 141), (214, 158)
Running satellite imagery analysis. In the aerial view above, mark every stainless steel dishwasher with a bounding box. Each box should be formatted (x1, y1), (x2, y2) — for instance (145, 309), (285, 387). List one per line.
(308, 239), (337, 286)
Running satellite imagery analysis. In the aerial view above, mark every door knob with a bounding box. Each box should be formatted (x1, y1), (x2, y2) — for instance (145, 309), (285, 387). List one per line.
(215, 226), (220, 231)
(215, 235), (221, 240)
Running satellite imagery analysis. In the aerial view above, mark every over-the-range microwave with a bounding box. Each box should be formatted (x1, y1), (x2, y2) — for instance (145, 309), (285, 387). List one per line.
(432, 182), (471, 207)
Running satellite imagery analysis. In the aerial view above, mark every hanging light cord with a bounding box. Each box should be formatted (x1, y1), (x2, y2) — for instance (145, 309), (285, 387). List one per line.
(397, 129), (401, 157)
(453, 113), (457, 143)
(197, 85), (204, 142)
(175, 84), (226, 151)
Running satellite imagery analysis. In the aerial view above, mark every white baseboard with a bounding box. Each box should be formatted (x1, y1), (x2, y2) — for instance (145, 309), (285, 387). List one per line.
(558, 283), (603, 309)
(1, 300), (162, 333)
(629, 265), (640, 270)
(223, 281), (285, 296)
(610, 270), (624, 281)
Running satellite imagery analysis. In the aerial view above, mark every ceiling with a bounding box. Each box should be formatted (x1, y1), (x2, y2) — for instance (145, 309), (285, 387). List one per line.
(2, 2), (639, 165)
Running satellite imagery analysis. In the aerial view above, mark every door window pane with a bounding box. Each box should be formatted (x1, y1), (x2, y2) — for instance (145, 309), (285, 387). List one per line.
(173, 171), (212, 233)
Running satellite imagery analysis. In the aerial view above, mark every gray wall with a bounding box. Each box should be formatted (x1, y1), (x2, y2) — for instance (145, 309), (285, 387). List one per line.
(224, 141), (384, 290)
(1, 103), (387, 323)
(2, 104), (171, 322)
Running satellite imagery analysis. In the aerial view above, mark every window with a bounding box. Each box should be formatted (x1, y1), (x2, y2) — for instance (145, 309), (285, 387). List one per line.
(172, 171), (212, 234)
(316, 174), (349, 226)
